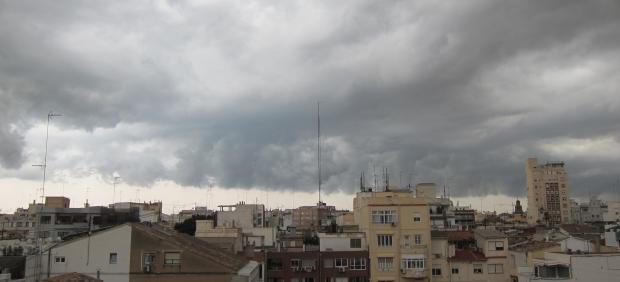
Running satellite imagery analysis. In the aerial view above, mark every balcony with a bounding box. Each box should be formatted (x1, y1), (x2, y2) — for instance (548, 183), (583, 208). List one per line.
(401, 268), (427, 279)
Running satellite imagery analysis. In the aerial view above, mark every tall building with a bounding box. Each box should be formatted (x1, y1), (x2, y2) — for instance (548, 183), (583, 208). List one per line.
(354, 188), (431, 281)
(525, 158), (570, 226)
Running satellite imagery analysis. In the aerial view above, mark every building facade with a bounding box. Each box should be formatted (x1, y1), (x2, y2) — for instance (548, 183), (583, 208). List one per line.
(265, 232), (369, 282)
(525, 158), (570, 226)
(25, 223), (260, 282)
(354, 189), (432, 281)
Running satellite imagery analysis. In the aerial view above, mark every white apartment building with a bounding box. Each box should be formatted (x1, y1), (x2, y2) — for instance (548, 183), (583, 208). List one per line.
(518, 252), (620, 282)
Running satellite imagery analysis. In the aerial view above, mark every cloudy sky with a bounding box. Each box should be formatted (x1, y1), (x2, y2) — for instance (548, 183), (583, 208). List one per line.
(1, 0), (620, 213)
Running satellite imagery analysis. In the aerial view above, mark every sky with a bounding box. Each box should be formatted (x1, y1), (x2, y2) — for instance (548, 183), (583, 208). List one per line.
(1, 0), (620, 214)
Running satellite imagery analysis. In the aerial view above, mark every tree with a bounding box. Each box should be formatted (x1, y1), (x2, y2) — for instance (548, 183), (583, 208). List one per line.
(174, 215), (208, 236)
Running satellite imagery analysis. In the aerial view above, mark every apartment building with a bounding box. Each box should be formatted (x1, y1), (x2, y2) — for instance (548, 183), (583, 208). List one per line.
(218, 202), (265, 229)
(430, 230), (511, 282)
(0, 203), (38, 240)
(353, 188), (431, 281)
(517, 252), (620, 281)
(292, 203), (335, 231)
(525, 158), (570, 226)
(25, 222), (260, 282)
(569, 197), (608, 224)
(110, 202), (163, 223)
(265, 232), (369, 282)
(35, 204), (137, 240)
(603, 200), (620, 222)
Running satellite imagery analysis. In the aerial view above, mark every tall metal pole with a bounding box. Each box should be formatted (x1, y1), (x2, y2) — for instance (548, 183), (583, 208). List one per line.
(40, 112), (61, 203)
(317, 102), (321, 205)
(112, 175), (120, 205)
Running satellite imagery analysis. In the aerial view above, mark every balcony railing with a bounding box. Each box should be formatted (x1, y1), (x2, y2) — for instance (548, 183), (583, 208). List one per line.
(401, 268), (427, 279)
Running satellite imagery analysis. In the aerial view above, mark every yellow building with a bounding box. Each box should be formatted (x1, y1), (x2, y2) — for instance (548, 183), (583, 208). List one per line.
(354, 189), (432, 281)
(525, 158), (570, 225)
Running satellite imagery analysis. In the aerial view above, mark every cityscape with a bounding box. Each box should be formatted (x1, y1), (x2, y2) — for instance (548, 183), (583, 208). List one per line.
(2, 1), (620, 282)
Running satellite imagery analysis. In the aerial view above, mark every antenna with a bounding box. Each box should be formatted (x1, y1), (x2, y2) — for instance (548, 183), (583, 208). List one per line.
(317, 102), (321, 204)
(373, 163), (377, 190)
(112, 173), (121, 205)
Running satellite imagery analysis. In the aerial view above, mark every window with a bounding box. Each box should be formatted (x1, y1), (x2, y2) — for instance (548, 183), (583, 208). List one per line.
(350, 238), (362, 248)
(377, 257), (393, 271)
(350, 258), (366, 270)
(267, 259), (283, 270)
(109, 253), (118, 264)
(377, 234), (393, 246)
(164, 252), (181, 265)
(414, 234), (422, 245)
(401, 258), (425, 269)
(534, 265), (570, 279)
(371, 210), (397, 224)
(473, 263), (483, 274)
(54, 256), (65, 263)
(143, 253), (155, 266)
(413, 213), (421, 222)
(452, 266), (459, 274)
(432, 265), (442, 276)
(40, 216), (51, 224)
(335, 258), (348, 268)
(488, 241), (504, 251)
(323, 258), (333, 268)
(291, 259), (301, 269)
(488, 264), (503, 274)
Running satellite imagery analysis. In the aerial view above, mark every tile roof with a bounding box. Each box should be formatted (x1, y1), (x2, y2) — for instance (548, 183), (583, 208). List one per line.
(474, 229), (506, 239)
(560, 224), (598, 235)
(431, 230), (475, 241)
(511, 241), (560, 252)
(448, 250), (487, 262)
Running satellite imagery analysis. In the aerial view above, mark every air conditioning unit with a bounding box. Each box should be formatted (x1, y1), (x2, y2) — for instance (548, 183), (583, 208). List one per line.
(391, 222), (397, 227)
(304, 266), (313, 272)
(143, 264), (152, 273)
(338, 267), (346, 273)
(401, 268), (407, 274)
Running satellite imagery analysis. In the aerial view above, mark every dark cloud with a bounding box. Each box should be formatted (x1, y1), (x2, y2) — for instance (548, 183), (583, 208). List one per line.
(1, 0), (620, 198)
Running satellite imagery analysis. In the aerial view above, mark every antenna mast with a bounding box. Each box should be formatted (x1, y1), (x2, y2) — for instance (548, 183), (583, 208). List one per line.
(317, 102), (321, 204)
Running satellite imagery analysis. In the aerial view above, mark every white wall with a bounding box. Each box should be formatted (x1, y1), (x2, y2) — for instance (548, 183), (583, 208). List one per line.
(560, 237), (594, 252)
(44, 224), (132, 282)
(318, 233), (367, 252)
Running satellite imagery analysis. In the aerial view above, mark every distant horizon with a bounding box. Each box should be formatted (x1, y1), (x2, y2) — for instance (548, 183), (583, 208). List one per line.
(2, 1), (620, 211)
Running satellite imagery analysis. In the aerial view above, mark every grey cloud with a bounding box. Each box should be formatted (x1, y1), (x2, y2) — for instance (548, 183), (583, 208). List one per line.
(1, 0), (620, 199)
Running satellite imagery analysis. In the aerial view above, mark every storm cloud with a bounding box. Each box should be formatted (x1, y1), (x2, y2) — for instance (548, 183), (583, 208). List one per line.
(1, 0), (620, 198)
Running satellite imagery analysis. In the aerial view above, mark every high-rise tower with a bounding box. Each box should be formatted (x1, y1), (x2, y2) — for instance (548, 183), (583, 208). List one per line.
(525, 158), (570, 225)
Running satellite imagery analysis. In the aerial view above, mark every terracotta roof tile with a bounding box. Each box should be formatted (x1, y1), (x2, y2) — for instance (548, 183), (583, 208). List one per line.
(448, 250), (487, 262)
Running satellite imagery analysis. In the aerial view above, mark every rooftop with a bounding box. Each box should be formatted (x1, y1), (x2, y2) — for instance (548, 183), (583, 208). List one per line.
(560, 224), (598, 235)
(431, 230), (475, 241)
(511, 241), (560, 252)
(474, 229), (506, 239)
(449, 249), (487, 262)
(42, 272), (102, 282)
